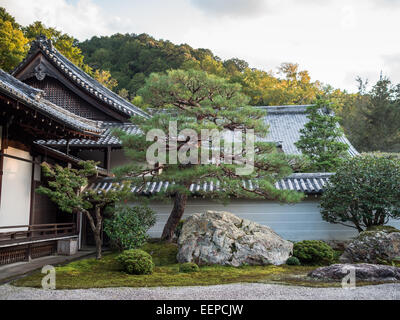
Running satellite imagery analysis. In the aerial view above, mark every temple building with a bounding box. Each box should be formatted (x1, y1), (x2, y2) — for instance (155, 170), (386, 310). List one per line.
(0, 68), (103, 264)
(2, 36), (395, 265)
(0, 36), (149, 264)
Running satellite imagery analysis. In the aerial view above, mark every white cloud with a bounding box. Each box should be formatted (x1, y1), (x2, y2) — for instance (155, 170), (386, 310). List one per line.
(189, 0), (269, 17)
(382, 53), (400, 84)
(0, 0), (118, 40)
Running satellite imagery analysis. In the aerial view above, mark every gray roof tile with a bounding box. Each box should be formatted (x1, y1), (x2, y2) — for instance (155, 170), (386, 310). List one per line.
(39, 105), (359, 156)
(0, 69), (103, 136)
(259, 105), (359, 156)
(37, 122), (138, 147)
(88, 172), (333, 195)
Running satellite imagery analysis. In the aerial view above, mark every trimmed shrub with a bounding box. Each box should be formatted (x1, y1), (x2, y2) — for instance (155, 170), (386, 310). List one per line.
(293, 240), (335, 265)
(104, 205), (156, 250)
(179, 262), (200, 273)
(117, 249), (154, 275)
(286, 256), (301, 266)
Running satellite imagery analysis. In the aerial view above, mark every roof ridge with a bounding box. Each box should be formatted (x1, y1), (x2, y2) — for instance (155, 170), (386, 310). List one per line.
(13, 36), (150, 120)
(256, 105), (312, 114)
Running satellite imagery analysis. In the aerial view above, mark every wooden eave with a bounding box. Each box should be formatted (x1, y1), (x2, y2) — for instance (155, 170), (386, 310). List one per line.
(33, 144), (111, 177)
(0, 93), (99, 141)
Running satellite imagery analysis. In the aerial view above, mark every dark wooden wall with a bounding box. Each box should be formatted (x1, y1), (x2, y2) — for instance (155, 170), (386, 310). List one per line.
(25, 77), (114, 121)
(31, 181), (59, 225)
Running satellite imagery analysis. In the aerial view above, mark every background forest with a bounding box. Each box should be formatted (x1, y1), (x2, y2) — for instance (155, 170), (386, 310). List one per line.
(1, 7), (399, 153)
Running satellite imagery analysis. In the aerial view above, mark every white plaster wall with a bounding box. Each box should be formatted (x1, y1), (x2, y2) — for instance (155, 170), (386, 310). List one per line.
(143, 199), (360, 241)
(144, 199), (400, 241)
(0, 147), (32, 232)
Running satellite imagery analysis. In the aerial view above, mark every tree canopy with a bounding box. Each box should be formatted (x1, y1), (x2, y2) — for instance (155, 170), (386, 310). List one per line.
(78, 33), (324, 105)
(295, 98), (349, 171)
(340, 76), (400, 152)
(37, 161), (129, 259)
(0, 8), (28, 72)
(320, 155), (400, 232)
(114, 69), (305, 241)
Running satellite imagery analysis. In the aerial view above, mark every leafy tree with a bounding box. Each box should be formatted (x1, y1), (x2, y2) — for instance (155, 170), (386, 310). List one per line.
(118, 88), (129, 100)
(78, 33), (326, 105)
(23, 21), (119, 91)
(295, 98), (349, 171)
(320, 155), (400, 232)
(23, 21), (93, 73)
(130, 95), (150, 112)
(104, 205), (156, 250)
(94, 69), (118, 90)
(0, 8), (28, 71)
(223, 58), (249, 75)
(344, 76), (400, 152)
(114, 69), (304, 241)
(37, 161), (129, 259)
(0, 7), (21, 29)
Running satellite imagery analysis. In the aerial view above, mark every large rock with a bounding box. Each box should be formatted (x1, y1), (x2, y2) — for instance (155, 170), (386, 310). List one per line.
(177, 211), (293, 266)
(340, 226), (400, 264)
(309, 264), (400, 282)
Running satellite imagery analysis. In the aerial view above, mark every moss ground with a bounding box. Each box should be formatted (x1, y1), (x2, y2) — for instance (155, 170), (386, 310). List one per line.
(11, 242), (398, 289)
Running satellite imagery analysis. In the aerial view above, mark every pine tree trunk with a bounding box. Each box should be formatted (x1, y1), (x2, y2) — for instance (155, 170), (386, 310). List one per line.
(161, 192), (188, 242)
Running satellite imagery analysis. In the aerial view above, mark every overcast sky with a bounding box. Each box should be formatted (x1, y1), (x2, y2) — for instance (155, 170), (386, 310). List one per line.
(1, 0), (400, 92)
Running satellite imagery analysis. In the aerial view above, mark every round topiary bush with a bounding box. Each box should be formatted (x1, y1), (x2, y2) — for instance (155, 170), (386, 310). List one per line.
(179, 262), (200, 273)
(117, 249), (154, 275)
(293, 240), (335, 265)
(286, 256), (301, 266)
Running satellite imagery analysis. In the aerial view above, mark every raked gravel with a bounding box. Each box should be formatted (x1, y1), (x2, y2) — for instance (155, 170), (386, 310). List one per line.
(0, 283), (400, 300)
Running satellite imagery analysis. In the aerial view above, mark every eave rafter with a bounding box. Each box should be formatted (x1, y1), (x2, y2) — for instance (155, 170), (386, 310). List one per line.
(0, 95), (95, 141)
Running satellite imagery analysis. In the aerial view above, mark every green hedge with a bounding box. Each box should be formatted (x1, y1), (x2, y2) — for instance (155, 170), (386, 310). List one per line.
(117, 249), (154, 275)
(293, 240), (335, 265)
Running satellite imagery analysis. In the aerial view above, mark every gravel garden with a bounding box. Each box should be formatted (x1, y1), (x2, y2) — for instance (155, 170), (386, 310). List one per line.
(11, 214), (400, 290)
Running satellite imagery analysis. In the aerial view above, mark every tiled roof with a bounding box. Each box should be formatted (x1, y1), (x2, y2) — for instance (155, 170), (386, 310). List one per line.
(34, 143), (109, 176)
(0, 69), (103, 136)
(39, 105), (359, 156)
(13, 36), (150, 119)
(260, 105), (359, 157)
(37, 122), (139, 147)
(88, 172), (333, 196)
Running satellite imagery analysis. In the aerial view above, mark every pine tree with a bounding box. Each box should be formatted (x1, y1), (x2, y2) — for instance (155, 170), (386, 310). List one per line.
(114, 69), (304, 241)
(356, 76), (400, 152)
(295, 98), (349, 172)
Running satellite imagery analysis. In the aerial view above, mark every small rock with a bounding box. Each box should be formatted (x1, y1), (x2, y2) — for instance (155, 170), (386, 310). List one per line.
(177, 211), (293, 266)
(308, 264), (400, 282)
